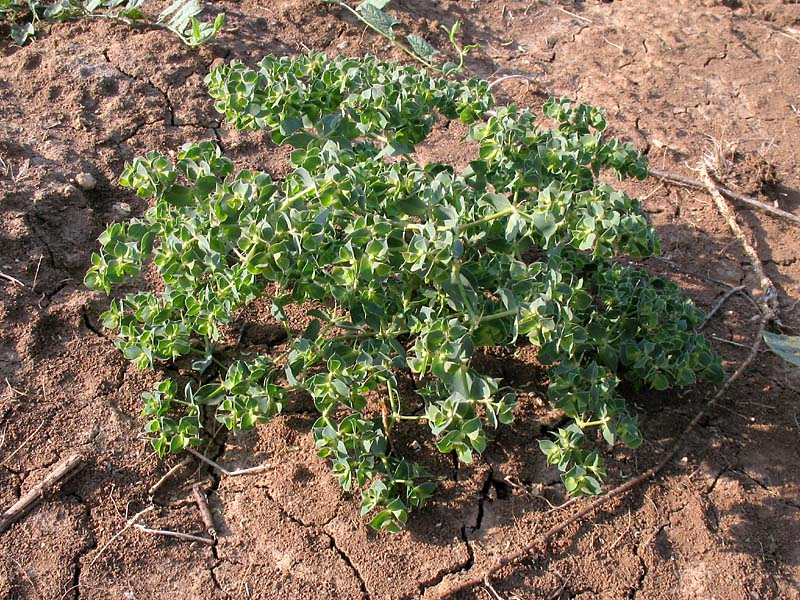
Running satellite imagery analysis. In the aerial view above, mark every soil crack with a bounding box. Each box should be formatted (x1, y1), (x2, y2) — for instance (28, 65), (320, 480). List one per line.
(730, 468), (800, 510)
(324, 531), (369, 599)
(101, 50), (175, 126)
(415, 525), (475, 599)
(64, 493), (98, 600)
(80, 306), (105, 338)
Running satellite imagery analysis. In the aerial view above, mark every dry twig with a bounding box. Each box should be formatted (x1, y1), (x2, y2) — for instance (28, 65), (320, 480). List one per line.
(0, 454), (84, 535)
(133, 523), (214, 545)
(192, 484), (217, 538)
(0, 421), (45, 468)
(148, 456), (192, 496)
(650, 167), (800, 227)
(90, 505), (154, 566)
(187, 447), (272, 476)
(0, 270), (26, 287)
(699, 285), (746, 331)
(488, 74), (536, 90)
(554, 5), (592, 23)
(4, 552), (42, 600)
(698, 166), (779, 320)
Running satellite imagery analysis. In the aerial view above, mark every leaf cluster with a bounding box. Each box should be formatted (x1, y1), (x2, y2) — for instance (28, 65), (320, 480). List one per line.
(86, 53), (723, 531)
(0, 0), (223, 45)
(324, 0), (477, 74)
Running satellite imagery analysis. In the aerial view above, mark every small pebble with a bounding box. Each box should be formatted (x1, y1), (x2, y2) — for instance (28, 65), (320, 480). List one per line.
(75, 172), (96, 191)
(111, 202), (131, 219)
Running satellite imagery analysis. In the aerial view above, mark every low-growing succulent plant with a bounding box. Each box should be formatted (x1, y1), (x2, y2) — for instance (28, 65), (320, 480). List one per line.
(86, 53), (723, 531)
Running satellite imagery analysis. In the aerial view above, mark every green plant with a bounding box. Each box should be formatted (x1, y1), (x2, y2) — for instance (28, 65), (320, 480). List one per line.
(324, 0), (477, 74)
(763, 332), (800, 368)
(85, 53), (724, 531)
(0, 0), (223, 46)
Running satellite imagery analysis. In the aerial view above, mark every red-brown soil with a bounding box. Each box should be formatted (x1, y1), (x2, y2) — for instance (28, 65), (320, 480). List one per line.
(1, 1), (799, 599)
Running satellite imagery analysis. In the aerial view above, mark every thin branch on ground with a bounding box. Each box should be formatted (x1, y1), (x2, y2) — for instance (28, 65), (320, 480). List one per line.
(0, 270), (26, 287)
(488, 74), (537, 90)
(192, 484), (217, 538)
(545, 575), (568, 600)
(699, 165), (779, 321)
(710, 334), (761, 350)
(187, 447), (272, 476)
(0, 454), (84, 535)
(644, 256), (738, 289)
(483, 577), (507, 600)
(603, 510), (633, 554)
(650, 167), (800, 227)
(89, 505), (154, 566)
(31, 255), (43, 293)
(554, 5), (593, 23)
(0, 421), (45, 468)
(4, 552), (42, 600)
(4, 378), (27, 397)
(148, 456), (192, 496)
(133, 523), (215, 545)
(544, 496), (579, 514)
(699, 285), (747, 330)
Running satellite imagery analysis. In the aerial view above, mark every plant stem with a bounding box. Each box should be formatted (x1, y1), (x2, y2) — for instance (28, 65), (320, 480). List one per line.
(327, 1), (437, 70)
(453, 266), (478, 324)
(477, 309), (518, 323)
(457, 207), (516, 232)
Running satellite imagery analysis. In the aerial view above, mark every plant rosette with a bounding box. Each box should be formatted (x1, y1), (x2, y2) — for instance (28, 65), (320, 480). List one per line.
(85, 53), (724, 532)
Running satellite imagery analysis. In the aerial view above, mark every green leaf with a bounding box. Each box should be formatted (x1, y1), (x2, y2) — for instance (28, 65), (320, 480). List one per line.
(11, 22), (34, 46)
(359, 0), (391, 8)
(532, 212), (558, 242)
(406, 34), (438, 61)
(484, 193), (511, 211)
(356, 3), (398, 37)
(651, 372), (669, 391)
(380, 140), (415, 157)
(763, 331), (800, 368)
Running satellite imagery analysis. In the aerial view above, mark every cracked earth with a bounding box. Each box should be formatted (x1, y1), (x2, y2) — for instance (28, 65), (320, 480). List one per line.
(1, 0), (800, 598)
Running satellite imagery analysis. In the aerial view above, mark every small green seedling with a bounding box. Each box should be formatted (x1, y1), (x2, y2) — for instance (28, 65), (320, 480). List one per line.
(325, 0), (477, 73)
(0, 0), (223, 46)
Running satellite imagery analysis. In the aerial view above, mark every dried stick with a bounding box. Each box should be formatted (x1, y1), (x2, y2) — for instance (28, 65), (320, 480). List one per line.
(133, 524), (214, 545)
(89, 505), (154, 566)
(0, 421), (45, 467)
(0, 270), (26, 287)
(148, 456), (192, 496)
(31, 255), (43, 293)
(649, 167), (800, 227)
(488, 74), (536, 90)
(554, 5), (593, 23)
(0, 454), (84, 535)
(698, 166), (778, 319)
(646, 255), (738, 290)
(187, 448), (272, 476)
(5, 552), (42, 600)
(192, 484), (217, 538)
(699, 285), (746, 331)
